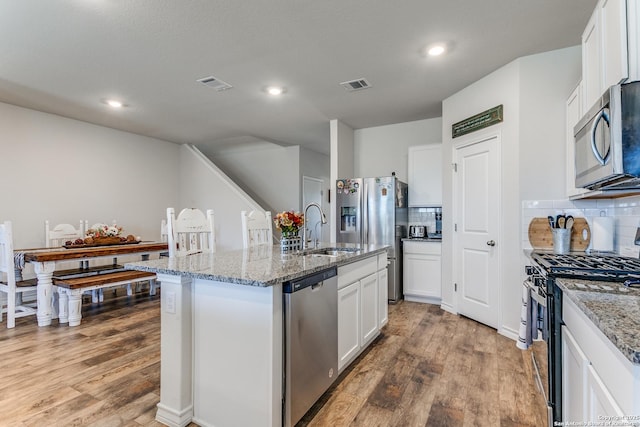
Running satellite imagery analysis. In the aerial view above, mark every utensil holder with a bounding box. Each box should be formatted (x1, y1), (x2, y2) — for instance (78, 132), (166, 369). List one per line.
(552, 228), (571, 254)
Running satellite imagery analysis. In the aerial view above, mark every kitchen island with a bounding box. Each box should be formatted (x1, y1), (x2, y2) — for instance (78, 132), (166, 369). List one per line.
(125, 243), (387, 427)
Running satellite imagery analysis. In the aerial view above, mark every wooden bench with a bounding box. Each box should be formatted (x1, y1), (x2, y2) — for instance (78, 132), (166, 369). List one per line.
(54, 270), (156, 326)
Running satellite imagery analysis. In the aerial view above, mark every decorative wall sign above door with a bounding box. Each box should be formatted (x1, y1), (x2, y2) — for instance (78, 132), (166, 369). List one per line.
(452, 105), (503, 138)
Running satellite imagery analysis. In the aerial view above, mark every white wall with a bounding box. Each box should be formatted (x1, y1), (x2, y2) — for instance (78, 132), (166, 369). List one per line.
(209, 142), (301, 213)
(178, 145), (262, 251)
(354, 118), (442, 182)
(300, 147), (331, 242)
(441, 46), (581, 337)
(0, 101), (180, 249)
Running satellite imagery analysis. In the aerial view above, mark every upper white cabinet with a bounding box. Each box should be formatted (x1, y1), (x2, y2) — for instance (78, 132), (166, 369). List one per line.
(581, 0), (637, 112)
(566, 82), (587, 198)
(408, 144), (442, 207)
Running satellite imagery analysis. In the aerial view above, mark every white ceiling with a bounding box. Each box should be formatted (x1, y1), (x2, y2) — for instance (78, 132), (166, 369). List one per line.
(0, 1), (596, 155)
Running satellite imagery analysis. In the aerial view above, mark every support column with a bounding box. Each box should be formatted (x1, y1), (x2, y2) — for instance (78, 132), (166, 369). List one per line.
(155, 274), (193, 427)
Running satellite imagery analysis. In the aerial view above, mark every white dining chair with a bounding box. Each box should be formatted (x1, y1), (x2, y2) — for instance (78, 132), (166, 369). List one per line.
(0, 221), (38, 328)
(166, 208), (215, 257)
(45, 220), (86, 247)
(240, 210), (273, 248)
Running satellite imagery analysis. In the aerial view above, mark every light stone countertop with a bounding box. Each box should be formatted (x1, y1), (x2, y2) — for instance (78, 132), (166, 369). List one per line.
(125, 242), (387, 287)
(557, 278), (640, 364)
(402, 237), (442, 243)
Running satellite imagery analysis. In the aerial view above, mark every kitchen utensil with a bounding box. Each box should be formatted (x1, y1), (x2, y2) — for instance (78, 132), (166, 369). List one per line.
(556, 214), (566, 229)
(564, 216), (574, 230)
(528, 217), (591, 251)
(547, 216), (555, 229)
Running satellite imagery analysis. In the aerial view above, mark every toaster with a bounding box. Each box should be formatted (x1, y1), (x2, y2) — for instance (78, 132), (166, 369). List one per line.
(409, 225), (427, 238)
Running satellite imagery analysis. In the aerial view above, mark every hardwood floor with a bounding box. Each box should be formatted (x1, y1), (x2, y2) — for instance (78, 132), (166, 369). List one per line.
(0, 293), (546, 426)
(300, 302), (547, 427)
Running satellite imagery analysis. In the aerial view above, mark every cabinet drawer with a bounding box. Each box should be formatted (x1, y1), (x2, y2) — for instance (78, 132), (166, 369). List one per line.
(338, 256), (377, 289)
(403, 241), (441, 255)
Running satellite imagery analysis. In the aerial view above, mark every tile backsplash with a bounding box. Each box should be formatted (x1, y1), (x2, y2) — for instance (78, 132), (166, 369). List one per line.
(409, 206), (442, 233)
(522, 195), (640, 256)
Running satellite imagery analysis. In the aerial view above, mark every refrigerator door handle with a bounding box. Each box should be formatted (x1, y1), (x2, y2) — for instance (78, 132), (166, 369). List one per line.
(362, 181), (368, 245)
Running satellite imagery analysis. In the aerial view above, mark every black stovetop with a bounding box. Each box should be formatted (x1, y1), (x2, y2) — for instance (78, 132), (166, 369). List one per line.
(531, 251), (640, 282)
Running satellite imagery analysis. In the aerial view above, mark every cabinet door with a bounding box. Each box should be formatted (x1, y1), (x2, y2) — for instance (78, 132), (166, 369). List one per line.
(587, 364), (624, 421)
(562, 326), (588, 423)
(377, 268), (388, 328)
(360, 273), (379, 346)
(338, 281), (360, 371)
(582, 7), (603, 111)
(600, 0), (628, 88)
(566, 82), (587, 198)
(403, 253), (442, 299)
(408, 145), (442, 207)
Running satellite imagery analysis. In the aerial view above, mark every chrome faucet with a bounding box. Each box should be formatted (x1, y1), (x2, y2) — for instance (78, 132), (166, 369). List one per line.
(303, 202), (327, 249)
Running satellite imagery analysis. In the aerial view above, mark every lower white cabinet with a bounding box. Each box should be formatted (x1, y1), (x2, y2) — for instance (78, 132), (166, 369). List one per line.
(378, 266), (388, 328)
(338, 281), (360, 370)
(403, 240), (442, 304)
(360, 273), (378, 346)
(337, 255), (383, 372)
(562, 326), (588, 422)
(586, 364), (624, 420)
(562, 296), (636, 423)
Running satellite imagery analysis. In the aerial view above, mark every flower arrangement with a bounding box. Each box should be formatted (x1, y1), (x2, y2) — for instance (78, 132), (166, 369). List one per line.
(86, 224), (123, 238)
(273, 211), (304, 236)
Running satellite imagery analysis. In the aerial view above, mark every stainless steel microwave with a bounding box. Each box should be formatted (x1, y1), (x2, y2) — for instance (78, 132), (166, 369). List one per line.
(574, 81), (640, 190)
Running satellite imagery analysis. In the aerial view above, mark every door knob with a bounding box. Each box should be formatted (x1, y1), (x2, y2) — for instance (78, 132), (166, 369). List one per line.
(487, 240), (496, 247)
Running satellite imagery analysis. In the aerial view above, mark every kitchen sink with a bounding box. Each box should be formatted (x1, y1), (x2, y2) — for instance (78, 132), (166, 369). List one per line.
(303, 247), (361, 257)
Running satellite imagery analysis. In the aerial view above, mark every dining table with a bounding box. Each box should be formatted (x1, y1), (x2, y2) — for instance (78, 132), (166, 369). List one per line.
(15, 242), (168, 326)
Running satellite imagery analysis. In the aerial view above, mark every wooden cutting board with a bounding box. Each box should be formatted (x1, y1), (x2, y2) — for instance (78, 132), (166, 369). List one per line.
(528, 217), (591, 251)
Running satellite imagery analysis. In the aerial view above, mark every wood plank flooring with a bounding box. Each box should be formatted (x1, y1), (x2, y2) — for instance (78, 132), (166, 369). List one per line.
(0, 292), (546, 426)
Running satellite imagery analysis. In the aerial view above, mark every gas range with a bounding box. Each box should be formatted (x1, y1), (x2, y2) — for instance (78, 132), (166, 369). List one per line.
(530, 251), (640, 283)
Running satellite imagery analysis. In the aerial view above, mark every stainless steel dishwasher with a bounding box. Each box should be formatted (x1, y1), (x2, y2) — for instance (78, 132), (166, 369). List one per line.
(283, 267), (338, 427)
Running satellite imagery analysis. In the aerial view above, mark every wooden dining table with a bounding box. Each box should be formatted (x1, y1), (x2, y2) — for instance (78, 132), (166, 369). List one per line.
(16, 242), (168, 326)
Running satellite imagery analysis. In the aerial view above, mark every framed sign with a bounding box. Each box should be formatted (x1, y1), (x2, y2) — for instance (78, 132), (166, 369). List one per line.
(452, 105), (503, 138)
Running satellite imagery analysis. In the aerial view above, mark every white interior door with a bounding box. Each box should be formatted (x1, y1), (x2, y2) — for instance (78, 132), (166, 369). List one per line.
(302, 176), (325, 244)
(454, 133), (500, 329)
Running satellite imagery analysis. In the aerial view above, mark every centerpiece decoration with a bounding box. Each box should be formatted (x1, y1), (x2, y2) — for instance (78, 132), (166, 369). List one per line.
(274, 211), (304, 252)
(64, 224), (139, 247)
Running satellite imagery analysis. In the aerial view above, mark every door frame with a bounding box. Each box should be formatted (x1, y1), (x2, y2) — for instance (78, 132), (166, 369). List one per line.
(451, 130), (502, 327)
(302, 175), (326, 243)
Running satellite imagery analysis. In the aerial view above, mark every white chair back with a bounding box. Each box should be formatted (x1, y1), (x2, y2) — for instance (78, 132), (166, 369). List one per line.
(160, 219), (168, 242)
(0, 221), (37, 328)
(166, 208), (215, 257)
(240, 210), (273, 248)
(45, 220), (85, 247)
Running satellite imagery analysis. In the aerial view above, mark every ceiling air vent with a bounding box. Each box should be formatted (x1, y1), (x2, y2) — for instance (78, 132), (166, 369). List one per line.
(339, 78), (372, 92)
(197, 75), (233, 91)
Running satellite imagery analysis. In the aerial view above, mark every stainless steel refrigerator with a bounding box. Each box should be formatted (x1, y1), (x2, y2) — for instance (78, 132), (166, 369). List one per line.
(334, 176), (408, 302)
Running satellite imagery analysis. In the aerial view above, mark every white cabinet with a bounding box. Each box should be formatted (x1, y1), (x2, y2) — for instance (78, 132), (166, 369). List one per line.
(338, 281), (360, 371)
(566, 82), (587, 198)
(562, 326), (588, 423)
(581, 0), (633, 112)
(360, 273), (378, 346)
(562, 296), (639, 422)
(377, 266), (388, 328)
(403, 240), (441, 304)
(586, 364), (624, 420)
(337, 255), (380, 372)
(408, 144), (442, 207)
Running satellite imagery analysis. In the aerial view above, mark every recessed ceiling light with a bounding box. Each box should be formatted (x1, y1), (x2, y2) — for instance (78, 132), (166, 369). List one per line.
(427, 44), (446, 56)
(266, 86), (284, 96)
(105, 99), (124, 108)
